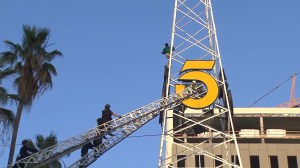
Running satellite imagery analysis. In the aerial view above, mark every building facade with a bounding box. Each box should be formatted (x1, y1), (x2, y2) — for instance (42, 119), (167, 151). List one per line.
(170, 108), (300, 168)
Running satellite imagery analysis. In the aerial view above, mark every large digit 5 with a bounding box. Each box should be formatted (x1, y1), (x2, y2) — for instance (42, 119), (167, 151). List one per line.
(175, 60), (219, 109)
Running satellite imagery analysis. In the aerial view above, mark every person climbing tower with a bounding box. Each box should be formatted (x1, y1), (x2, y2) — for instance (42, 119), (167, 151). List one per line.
(161, 43), (175, 59)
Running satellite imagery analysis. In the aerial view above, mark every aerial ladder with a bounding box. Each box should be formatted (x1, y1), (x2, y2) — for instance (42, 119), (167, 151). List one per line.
(8, 83), (199, 168)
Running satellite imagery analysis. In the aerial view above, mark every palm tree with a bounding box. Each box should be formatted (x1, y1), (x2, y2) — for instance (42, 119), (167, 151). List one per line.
(34, 132), (63, 168)
(0, 25), (63, 166)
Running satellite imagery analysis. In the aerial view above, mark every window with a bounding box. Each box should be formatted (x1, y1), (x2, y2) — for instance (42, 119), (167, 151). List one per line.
(177, 155), (186, 168)
(195, 155), (205, 168)
(231, 155), (240, 166)
(250, 156), (260, 168)
(287, 156), (298, 168)
(215, 155), (222, 167)
(269, 156), (279, 168)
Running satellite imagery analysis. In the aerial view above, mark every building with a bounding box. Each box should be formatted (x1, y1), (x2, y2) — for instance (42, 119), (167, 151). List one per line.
(169, 107), (300, 168)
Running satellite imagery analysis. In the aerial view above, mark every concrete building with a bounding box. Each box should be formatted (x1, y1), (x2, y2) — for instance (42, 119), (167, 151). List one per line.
(170, 108), (300, 168)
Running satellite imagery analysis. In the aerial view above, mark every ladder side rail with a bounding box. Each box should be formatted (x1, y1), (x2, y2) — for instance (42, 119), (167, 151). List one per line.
(31, 110), (155, 167)
(10, 131), (98, 168)
(67, 85), (197, 167)
(68, 93), (191, 168)
(9, 83), (196, 168)
(10, 109), (143, 167)
(69, 113), (160, 168)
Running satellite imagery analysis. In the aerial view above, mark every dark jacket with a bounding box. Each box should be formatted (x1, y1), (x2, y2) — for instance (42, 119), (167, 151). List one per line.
(13, 145), (37, 168)
(162, 46), (175, 54)
(81, 142), (95, 156)
(16, 145), (38, 160)
(102, 109), (113, 122)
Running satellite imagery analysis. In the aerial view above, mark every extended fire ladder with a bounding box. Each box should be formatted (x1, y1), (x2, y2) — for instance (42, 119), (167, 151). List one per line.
(8, 83), (199, 168)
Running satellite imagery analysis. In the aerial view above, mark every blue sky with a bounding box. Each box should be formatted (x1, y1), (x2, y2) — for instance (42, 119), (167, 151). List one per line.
(0, 0), (300, 167)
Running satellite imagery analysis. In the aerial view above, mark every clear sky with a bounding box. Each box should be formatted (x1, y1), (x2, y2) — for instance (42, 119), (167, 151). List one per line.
(0, 0), (300, 167)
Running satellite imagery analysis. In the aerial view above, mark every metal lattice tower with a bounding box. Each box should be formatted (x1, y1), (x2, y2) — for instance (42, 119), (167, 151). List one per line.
(158, 0), (243, 167)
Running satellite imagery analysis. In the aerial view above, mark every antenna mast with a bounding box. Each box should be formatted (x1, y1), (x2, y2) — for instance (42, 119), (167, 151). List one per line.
(158, 0), (243, 167)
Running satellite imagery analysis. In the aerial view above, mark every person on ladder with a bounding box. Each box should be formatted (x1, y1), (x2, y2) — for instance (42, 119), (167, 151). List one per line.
(161, 43), (175, 59)
(80, 140), (95, 167)
(94, 117), (107, 147)
(12, 140), (38, 168)
(101, 104), (120, 136)
(79, 117), (109, 166)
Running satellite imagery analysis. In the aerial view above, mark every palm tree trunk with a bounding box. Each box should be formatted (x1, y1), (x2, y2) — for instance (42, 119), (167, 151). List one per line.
(7, 103), (23, 166)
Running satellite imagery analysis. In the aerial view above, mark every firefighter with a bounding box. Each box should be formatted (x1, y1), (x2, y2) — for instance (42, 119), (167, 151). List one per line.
(12, 140), (38, 168)
(96, 118), (107, 140)
(80, 141), (95, 167)
(101, 104), (120, 136)
(102, 104), (120, 122)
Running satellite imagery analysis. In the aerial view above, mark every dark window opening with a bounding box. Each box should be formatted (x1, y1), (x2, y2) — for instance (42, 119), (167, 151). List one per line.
(250, 155), (260, 168)
(288, 156), (298, 168)
(195, 155), (205, 168)
(215, 155), (222, 167)
(177, 155), (186, 168)
(269, 156), (279, 168)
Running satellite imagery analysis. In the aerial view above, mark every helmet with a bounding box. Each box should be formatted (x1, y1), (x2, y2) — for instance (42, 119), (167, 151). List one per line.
(105, 104), (111, 109)
(22, 140), (28, 145)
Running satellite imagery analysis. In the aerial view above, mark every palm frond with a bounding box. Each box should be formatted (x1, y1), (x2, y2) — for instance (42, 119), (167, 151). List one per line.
(0, 51), (18, 67)
(0, 108), (15, 144)
(36, 134), (45, 149)
(37, 71), (53, 93)
(0, 107), (15, 157)
(7, 94), (21, 102)
(36, 28), (50, 47)
(0, 87), (9, 105)
(44, 131), (57, 148)
(0, 68), (16, 81)
(22, 25), (36, 47)
(44, 50), (63, 62)
(3, 40), (20, 52)
(0, 87), (19, 106)
(0, 108), (15, 125)
(13, 62), (23, 72)
(42, 63), (57, 76)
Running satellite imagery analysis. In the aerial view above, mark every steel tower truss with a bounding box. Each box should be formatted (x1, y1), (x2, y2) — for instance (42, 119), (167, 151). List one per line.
(159, 0), (242, 167)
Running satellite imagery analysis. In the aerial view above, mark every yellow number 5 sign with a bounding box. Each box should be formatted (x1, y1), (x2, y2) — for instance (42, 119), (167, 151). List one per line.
(175, 60), (219, 109)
